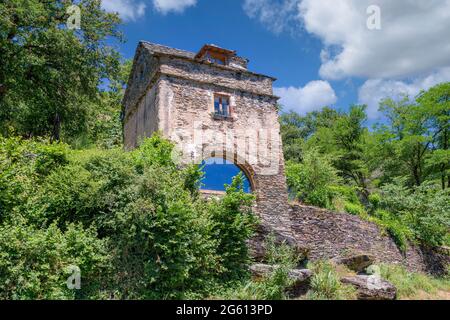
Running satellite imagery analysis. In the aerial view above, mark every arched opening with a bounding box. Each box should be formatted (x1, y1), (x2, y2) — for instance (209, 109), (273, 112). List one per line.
(200, 157), (252, 193)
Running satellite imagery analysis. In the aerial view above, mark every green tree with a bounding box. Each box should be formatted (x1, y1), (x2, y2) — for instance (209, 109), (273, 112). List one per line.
(280, 108), (339, 162)
(376, 83), (450, 188)
(81, 59), (132, 148)
(329, 105), (371, 200)
(417, 82), (450, 189)
(0, 0), (122, 141)
(286, 148), (340, 208)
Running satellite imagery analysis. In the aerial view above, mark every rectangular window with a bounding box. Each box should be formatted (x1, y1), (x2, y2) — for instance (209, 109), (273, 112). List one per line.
(214, 95), (230, 118)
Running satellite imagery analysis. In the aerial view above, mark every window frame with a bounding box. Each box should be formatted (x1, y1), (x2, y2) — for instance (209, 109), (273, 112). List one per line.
(213, 94), (232, 119)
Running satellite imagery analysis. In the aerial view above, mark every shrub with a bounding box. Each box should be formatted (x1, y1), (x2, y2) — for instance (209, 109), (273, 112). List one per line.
(109, 168), (221, 299)
(0, 134), (258, 299)
(379, 181), (450, 246)
(343, 201), (366, 216)
(208, 173), (257, 281)
(371, 210), (412, 252)
(34, 142), (69, 176)
(0, 137), (41, 221)
(264, 234), (300, 267)
(28, 165), (105, 227)
(330, 185), (361, 205)
(368, 193), (381, 210)
(286, 148), (340, 209)
(214, 235), (297, 300)
(0, 221), (111, 299)
(133, 133), (177, 170)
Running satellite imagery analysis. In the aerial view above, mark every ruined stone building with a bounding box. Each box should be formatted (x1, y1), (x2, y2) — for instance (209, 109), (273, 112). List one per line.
(122, 41), (293, 237)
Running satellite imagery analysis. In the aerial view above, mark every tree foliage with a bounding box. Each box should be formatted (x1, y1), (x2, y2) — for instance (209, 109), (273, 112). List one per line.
(281, 82), (450, 248)
(0, 0), (122, 141)
(0, 135), (257, 299)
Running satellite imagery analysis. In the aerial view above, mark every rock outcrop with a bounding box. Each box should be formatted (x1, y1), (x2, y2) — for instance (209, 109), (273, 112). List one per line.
(331, 254), (375, 273)
(248, 223), (309, 264)
(341, 275), (397, 300)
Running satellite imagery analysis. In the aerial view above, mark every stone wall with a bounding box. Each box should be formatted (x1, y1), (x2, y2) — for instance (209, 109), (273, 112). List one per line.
(159, 56), (274, 95)
(124, 82), (159, 149)
(123, 44), (160, 118)
(289, 205), (449, 275)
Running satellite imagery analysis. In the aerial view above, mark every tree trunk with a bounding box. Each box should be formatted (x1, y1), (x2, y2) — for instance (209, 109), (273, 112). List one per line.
(51, 113), (61, 142)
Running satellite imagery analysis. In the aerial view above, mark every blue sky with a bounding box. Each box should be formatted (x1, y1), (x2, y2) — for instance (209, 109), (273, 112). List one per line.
(104, 0), (450, 123)
(101, 0), (450, 190)
(200, 158), (251, 192)
(109, 0), (361, 116)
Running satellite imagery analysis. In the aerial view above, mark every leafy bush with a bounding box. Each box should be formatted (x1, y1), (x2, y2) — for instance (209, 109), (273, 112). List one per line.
(0, 134), (257, 299)
(343, 201), (366, 216)
(368, 193), (381, 210)
(0, 221), (111, 299)
(34, 143), (69, 176)
(208, 174), (257, 281)
(379, 180), (450, 246)
(371, 210), (412, 252)
(214, 234), (297, 300)
(286, 148), (340, 208)
(330, 185), (361, 205)
(0, 137), (42, 220)
(109, 167), (221, 299)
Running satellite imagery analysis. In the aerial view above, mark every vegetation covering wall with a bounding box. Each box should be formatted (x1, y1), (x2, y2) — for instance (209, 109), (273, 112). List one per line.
(0, 135), (257, 299)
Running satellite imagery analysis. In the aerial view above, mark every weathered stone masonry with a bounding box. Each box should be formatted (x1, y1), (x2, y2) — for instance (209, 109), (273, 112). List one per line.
(123, 42), (294, 238)
(290, 205), (449, 275)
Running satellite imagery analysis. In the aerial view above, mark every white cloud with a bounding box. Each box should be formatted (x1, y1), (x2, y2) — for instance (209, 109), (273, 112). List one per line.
(152, 0), (197, 14)
(274, 80), (337, 114)
(358, 67), (450, 119)
(101, 0), (197, 19)
(245, 0), (450, 119)
(299, 0), (450, 80)
(102, 0), (146, 21)
(244, 0), (450, 80)
(243, 0), (300, 34)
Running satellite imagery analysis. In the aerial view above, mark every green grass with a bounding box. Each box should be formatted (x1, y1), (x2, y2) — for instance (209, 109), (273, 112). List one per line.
(379, 264), (450, 299)
(306, 261), (357, 300)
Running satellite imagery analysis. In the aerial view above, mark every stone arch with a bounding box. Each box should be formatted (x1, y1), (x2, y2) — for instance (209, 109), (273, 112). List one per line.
(194, 148), (257, 193)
